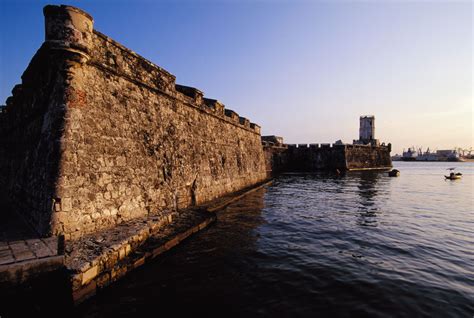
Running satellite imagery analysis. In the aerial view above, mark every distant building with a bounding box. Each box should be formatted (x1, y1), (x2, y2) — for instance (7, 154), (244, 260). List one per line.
(402, 147), (418, 161)
(399, 147), (463, 162)
(261, 135), (284, 146)
(436, 149), (461, 161)
(359, 115), (375, 141)
(416, 148), (438, 161)
(353, 115), (380, 147)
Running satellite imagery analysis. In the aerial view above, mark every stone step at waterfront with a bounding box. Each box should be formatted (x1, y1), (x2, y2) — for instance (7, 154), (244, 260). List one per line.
(0, 237), (64, 285)
(68, 208), (216, 304)
(68, 180), (271, 304)
(0, 238), (58, 265)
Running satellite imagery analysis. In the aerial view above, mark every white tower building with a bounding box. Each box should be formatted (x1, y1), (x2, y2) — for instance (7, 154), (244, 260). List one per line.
(359, 115), (377, 145)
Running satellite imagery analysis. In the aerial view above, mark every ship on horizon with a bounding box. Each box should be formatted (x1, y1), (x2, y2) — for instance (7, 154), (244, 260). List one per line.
(400, 147), (418, 161)
(392, 146), (471, 162)
(394, 147), (466, 162)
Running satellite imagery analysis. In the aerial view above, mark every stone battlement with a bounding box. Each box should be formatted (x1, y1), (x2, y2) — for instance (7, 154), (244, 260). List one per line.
(268, 142), (388, 150)
(0, 3), (261, 136)
(3, 5), (261, 135)
(92, 28), (260, 134)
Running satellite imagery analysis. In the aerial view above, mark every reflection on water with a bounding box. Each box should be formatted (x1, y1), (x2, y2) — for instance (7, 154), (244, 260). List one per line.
(356, 171), (382, 227)
(77, 162), (474, 318)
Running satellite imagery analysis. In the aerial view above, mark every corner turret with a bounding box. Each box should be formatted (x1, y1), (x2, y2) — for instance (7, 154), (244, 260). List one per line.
(43, 5), (94, 61)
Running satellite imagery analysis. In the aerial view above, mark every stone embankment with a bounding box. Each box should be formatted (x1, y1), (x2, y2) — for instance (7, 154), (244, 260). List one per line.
(67, 180), (271, 304)
(0, 180), (271, 306)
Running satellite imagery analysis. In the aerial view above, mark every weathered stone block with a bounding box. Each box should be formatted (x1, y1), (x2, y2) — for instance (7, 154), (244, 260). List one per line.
(81, 264), (98, 285)
(111, 266), (127, 282)
(164, 237), (180, 251)
(133, 256), (145, 269)
(72, 280), (97, 305)
(96, 272), (111, 288)
(61, 198), (72, 211)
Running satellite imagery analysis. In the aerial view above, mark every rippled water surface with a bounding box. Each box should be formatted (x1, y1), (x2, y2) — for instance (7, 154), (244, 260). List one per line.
(79, 162), (474, 317)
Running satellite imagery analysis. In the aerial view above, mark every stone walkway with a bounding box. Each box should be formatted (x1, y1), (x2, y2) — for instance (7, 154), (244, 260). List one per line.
(64, 209), (215, 303)
(0, 197), (65, 285)
(0, 237), (59, 265)
(0, 237), (64, 286)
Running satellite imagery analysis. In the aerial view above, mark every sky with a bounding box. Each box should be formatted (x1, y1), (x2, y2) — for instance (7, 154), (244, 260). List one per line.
(0, 0), (472, 155)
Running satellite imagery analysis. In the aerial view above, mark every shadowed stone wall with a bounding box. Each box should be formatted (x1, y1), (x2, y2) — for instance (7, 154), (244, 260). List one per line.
(263, 143), (392, 174)
(345, 145), (392, 170)
(0, 46), (71, 235)
(0, 5), (266, 239)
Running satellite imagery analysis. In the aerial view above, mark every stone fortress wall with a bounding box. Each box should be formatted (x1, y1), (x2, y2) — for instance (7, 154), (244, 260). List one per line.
(0, 5), (267, 239)
(262, 139), (392, 173)
(0, 5), (392, 241)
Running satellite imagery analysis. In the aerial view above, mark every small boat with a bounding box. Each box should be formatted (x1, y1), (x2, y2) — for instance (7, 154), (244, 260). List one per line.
(388, 169), (400, 177)
(445, 169), (462, 180)
(445, 174), (461, 180)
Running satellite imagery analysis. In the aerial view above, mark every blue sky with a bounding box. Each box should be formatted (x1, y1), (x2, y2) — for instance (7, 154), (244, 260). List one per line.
(0, 0), (472, 154)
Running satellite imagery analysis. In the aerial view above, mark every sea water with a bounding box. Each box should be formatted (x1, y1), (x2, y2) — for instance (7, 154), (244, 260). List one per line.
(78, 162), (473, 317)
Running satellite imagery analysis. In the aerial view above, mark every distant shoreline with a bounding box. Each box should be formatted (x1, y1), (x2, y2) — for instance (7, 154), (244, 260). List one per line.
(393, 159), (474, 163)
